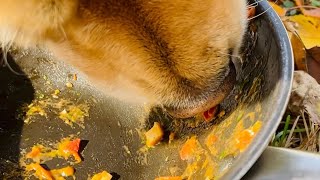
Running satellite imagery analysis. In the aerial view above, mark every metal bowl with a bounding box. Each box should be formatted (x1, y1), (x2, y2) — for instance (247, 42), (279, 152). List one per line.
(221, 1), (293, 179)
(0, 1), (293, 179)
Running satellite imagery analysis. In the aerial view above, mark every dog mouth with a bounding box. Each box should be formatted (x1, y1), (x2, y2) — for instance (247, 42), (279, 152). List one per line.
(165, 61), (236, 119)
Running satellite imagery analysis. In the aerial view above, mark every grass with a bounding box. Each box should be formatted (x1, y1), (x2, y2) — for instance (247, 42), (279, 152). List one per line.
(267, 0), (320, 153)
(271, 110), (320, 152)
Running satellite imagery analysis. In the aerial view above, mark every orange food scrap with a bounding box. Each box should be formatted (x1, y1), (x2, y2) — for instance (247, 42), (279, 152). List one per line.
(24, 138), (82, 164)
(235, 130), (253, 151)
(205, 134), (218, 148)
(26, 163), (53, 180)
(26, 146), (42, 159)
(218, 110), (225, 118)
(181, 161), (200, 178)
(252, 121), (262, 133)
(26, 163), (75, 180)
(73, 74), (78, 81)
(59, 106), (88, 126)
(155, 176), (182, 180)
(179, 136), (201, 161)
(245, 112), (256, 122)
(91, 171), (113, 180)
(234, 119), (245, 135)
(145, 122), (164, 147)
(66, 138), (81, 152)
(169, 132), (175, 144)
(235, 121), (262, 152)
(57, 138), (82, 163)
(201, 156), (216, 179)
(205, 165), (215, 179)
(51, 166), (74, 179)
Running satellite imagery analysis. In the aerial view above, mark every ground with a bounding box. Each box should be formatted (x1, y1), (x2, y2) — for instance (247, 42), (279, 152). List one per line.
(267, 0), (320, 152)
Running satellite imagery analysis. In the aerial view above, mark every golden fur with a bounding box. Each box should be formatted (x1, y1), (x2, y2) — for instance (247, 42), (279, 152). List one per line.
(0, 0), (248, 118)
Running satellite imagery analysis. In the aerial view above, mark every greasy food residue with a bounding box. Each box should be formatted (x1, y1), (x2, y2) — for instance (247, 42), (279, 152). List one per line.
(21, 136), (114, 180)
(21, 137), (81, 180)
(25, 104), (47, 123)
(235, 121), (262, 152)
(59, 105), (89, 127)
(23, 137), (82, 164)
(66, 82), (74, 88)
(25, 163), (74, 180)
(156, 108), (263, 179)
(24, 97), (90, 128)
(179, 136), (203, 161)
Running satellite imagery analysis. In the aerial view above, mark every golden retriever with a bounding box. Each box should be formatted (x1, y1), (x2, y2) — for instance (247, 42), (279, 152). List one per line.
(0, 0), (248, 118)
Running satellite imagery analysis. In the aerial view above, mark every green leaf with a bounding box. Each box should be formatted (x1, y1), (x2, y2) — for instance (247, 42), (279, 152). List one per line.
(311, 0), (320, 7)
(289, 9), (298, 16)
(283, 0), (295, 8)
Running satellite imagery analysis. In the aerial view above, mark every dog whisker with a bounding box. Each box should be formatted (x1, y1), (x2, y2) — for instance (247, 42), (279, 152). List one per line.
(58, 16), (68, 41)
(218, 52), (242, 60)
(1, 45), (25, 76)
(218, 51), (243, 64)
(247, 0), (279, 21)
(246, 0), (264, 8)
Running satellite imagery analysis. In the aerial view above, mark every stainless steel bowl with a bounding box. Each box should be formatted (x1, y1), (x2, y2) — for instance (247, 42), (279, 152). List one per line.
(0, 1), (294, 180)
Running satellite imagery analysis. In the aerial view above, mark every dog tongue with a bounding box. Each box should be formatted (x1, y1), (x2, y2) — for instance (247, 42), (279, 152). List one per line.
(203, 106), (219, 122)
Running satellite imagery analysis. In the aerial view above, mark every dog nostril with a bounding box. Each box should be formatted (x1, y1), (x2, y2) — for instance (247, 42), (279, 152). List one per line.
(166, 61), (236, 119)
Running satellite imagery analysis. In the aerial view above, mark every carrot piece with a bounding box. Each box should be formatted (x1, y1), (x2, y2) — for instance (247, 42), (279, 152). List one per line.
(65, 138), (81, 163)
(58, 138), (82, 163)
(145, 122), (164, 147)
(51, 166), (74, 178)
(179, 136), (199, 161)
(26, 163), (53, 180)
(235, 121), (262, 152)
(66, 138), (81, 152)
(26, 146), (42, 159)
(235, 129), (254, 151)
(252, 121), (262, 133)
(91, 171), (113, 180)
(205, 134), (218, 147)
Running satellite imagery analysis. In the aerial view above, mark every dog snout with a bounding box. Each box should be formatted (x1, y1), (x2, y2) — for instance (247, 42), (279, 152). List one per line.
(165, 60), (236, 119)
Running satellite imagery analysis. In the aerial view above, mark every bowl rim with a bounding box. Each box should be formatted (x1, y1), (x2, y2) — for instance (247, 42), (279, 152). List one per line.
(220, 1), (294, 180)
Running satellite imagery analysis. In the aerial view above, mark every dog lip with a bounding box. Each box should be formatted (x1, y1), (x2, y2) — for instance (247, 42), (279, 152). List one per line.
(165, 61), (236, 119)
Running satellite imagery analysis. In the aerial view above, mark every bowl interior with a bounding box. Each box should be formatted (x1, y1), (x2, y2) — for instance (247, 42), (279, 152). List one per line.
(0, 2), (292, 179)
